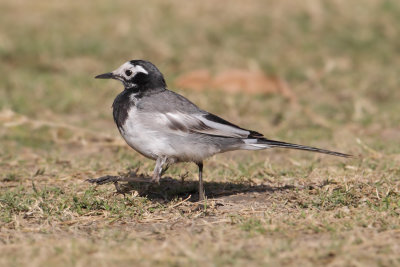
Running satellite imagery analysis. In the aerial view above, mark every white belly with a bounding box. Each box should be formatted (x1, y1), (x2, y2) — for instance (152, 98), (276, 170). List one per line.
(119, 107), (173, 160)
(118, 107), (221, 162)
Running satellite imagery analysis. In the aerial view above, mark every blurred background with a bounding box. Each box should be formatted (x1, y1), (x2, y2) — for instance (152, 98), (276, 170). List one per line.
(1, 1), (400, 265)
(0, 0), (399, 174)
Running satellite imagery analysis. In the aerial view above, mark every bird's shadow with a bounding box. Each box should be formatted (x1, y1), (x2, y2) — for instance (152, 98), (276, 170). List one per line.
(86, 169), (296, 203)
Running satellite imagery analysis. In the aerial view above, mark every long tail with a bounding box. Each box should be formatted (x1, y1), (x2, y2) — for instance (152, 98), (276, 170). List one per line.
(242, 138), (352, 158)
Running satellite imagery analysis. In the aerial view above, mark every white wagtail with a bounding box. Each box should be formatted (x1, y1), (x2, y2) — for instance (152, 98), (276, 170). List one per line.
(95, 60), (351, 200)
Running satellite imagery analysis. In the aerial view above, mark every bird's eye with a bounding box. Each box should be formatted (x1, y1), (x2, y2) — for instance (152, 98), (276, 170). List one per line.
(125, 70), (133, 76)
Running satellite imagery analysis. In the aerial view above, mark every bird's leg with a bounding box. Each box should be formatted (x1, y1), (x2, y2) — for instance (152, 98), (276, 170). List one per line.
(160, 163), (170, 177)
(197, 162), (205, 201)
(151, 156), (168, 184)
(113, 181), (125, 196)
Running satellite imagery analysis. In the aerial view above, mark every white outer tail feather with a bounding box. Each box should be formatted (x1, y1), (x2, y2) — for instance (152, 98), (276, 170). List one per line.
(241, 139), (271, 150)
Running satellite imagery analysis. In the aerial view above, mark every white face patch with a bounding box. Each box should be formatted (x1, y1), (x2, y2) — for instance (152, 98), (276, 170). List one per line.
(132, 65), (148, 75)
(111, 62), (149, 84)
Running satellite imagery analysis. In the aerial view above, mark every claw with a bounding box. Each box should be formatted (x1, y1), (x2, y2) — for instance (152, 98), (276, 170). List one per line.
(87, 175), (120, 185)
(150, 177), (160, 184)
(113, 181), (125, 196)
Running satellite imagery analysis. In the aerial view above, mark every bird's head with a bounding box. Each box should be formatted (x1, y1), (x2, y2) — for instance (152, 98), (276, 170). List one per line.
(95, 60), (166, 90)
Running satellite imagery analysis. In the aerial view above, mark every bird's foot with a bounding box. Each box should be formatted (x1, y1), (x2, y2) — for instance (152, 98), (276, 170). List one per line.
(150, 175), (160, 185)
(87, 175), (121, 185)
(113, 181), (126, 196)
(198, 191), (205, 202)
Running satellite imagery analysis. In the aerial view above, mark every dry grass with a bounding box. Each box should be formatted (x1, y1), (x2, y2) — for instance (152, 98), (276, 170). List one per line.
(1, 0), (400, 266)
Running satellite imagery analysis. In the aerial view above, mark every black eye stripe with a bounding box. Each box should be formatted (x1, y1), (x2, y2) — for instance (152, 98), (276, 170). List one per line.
(125, 70), (133, 76)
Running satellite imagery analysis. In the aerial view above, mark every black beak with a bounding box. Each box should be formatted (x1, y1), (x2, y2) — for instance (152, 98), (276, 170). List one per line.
(95, 72), (114, 79)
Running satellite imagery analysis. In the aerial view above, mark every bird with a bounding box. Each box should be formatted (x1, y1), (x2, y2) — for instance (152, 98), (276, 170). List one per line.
(95, 60), (351, 201)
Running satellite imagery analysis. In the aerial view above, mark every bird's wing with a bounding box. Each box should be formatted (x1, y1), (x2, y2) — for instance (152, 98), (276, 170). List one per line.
(154, 111), (263, 138)
(138, 89), (263, 138)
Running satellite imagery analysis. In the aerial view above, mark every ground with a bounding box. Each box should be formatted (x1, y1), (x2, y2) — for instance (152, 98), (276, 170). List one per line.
(1, 0), (400, 266)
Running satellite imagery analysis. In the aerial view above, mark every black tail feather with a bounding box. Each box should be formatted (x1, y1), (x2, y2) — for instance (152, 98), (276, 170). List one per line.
(259, 138), (352, 158)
